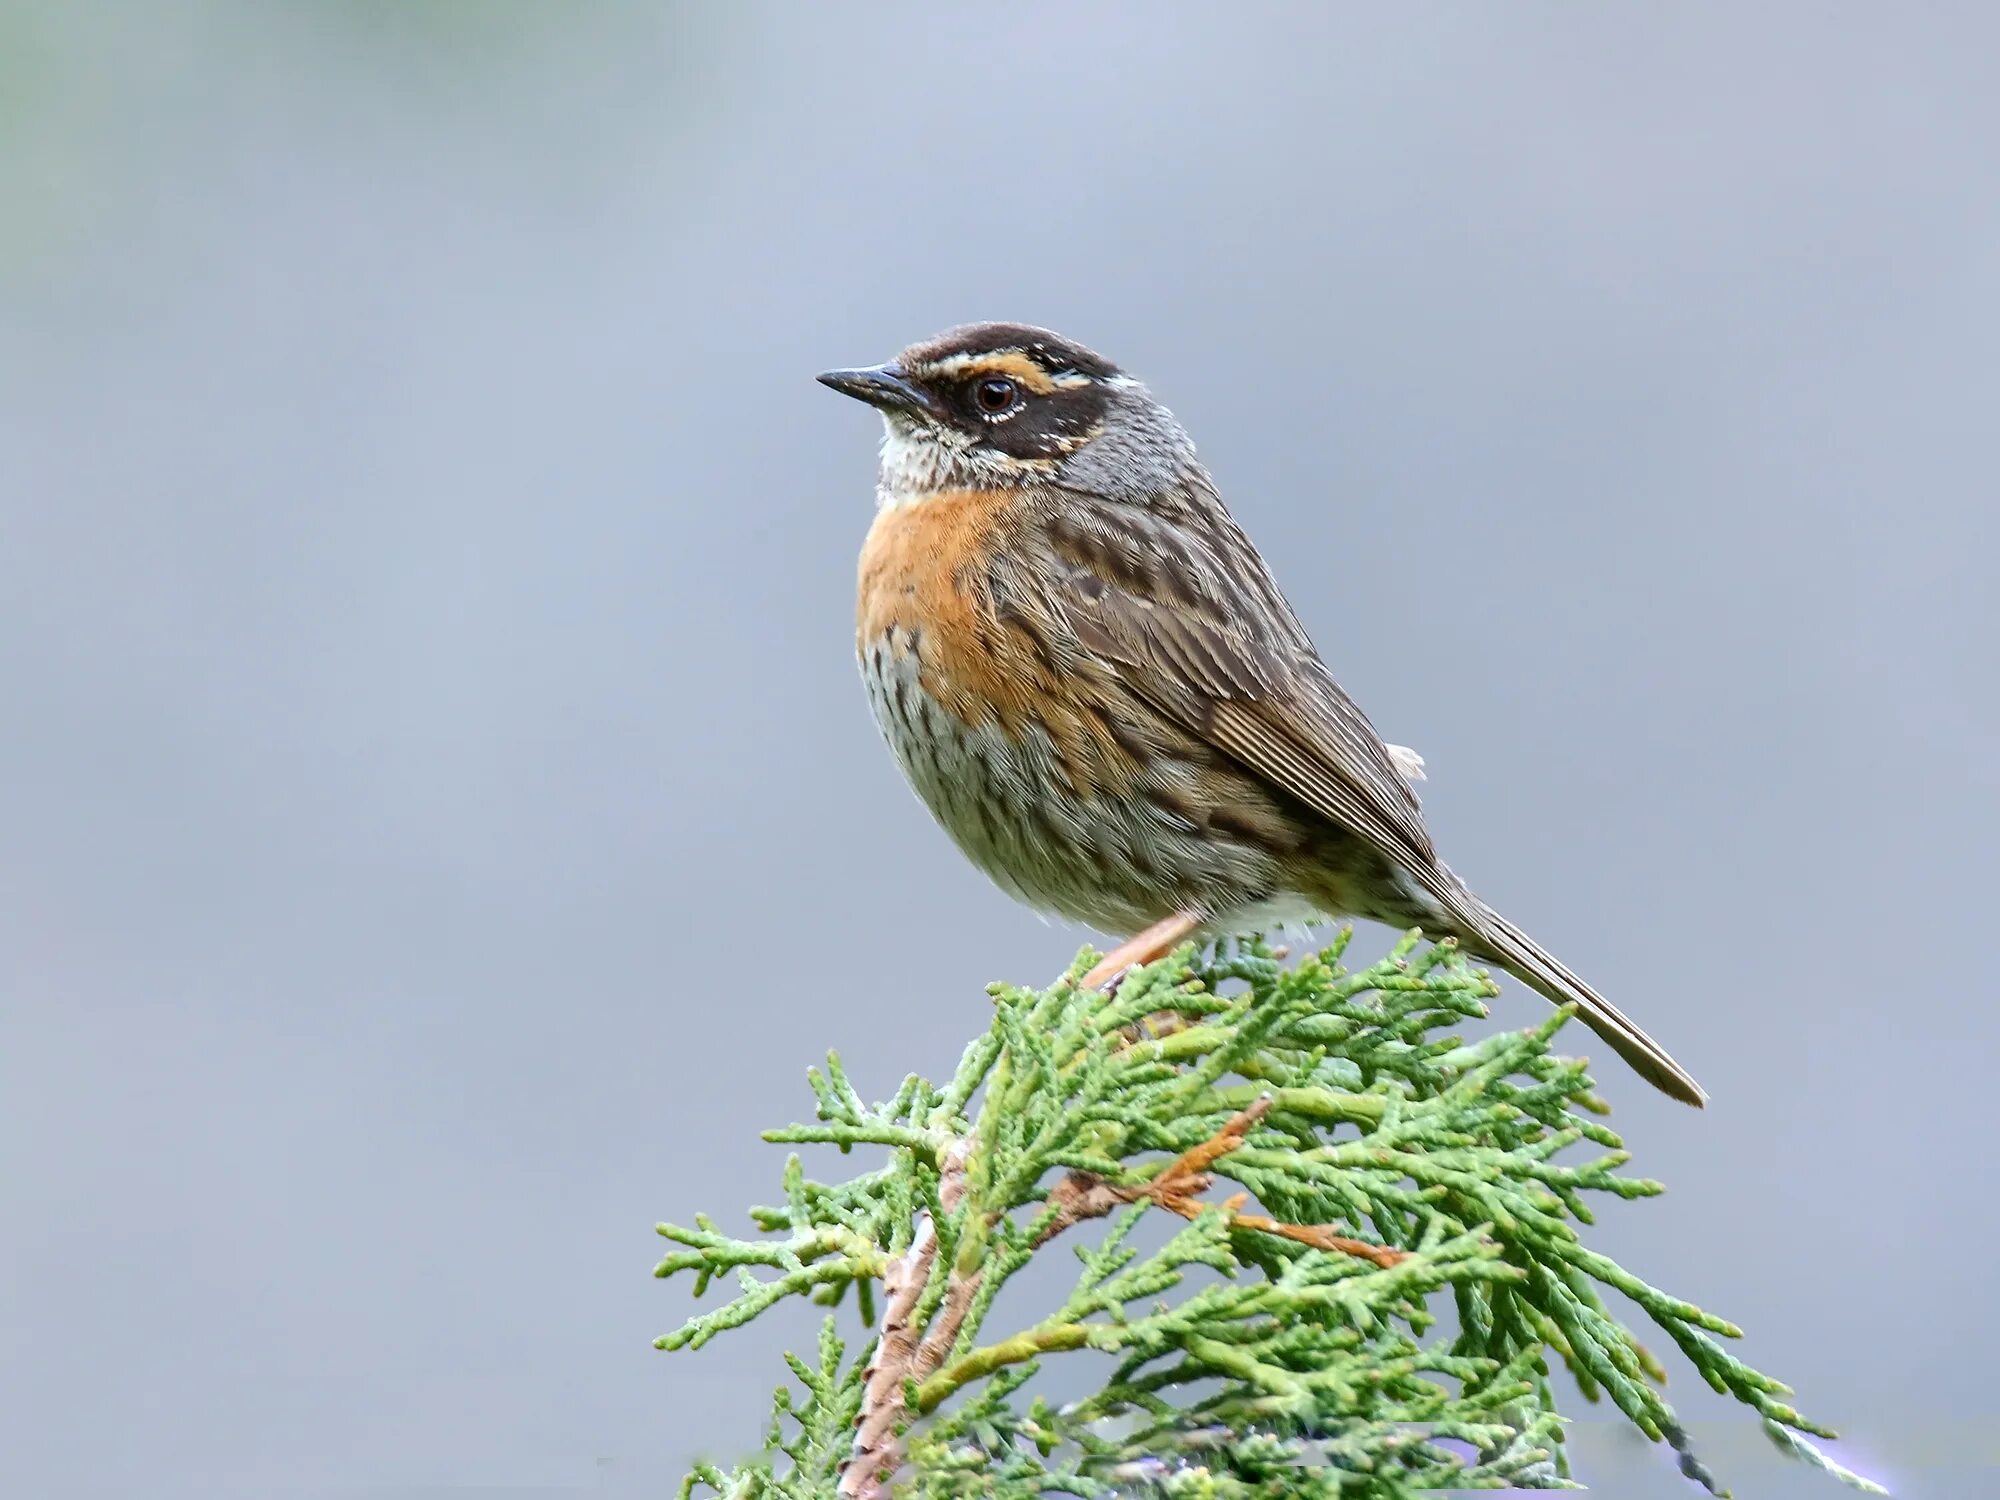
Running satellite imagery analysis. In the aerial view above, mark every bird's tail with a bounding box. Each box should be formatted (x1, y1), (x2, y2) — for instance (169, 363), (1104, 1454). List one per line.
(1451, 897), (1707, 1108)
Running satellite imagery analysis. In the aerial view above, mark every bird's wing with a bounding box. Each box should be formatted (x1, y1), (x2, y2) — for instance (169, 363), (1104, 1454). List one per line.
(1000, 492), (1439, 878)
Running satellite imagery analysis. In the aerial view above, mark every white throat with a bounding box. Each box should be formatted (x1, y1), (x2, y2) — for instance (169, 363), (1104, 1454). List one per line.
(873, 416), (1030, 509)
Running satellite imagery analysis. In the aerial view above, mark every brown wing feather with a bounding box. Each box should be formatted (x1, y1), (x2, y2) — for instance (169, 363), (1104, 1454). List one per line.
(1014, 490), (1439, 880)
(998, 487), (1708, 1107)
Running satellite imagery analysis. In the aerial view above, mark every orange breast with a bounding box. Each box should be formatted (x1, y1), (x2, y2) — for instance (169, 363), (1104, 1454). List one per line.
(856, 489), (1133, 793)
(857, 489), (1024, 726)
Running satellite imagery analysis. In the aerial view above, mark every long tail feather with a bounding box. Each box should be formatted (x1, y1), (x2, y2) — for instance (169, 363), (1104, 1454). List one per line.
(1457, 901), (1707, 1108)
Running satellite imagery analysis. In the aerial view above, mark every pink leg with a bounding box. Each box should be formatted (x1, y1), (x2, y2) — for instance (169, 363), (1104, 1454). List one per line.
(1078, 910), (1206, 990)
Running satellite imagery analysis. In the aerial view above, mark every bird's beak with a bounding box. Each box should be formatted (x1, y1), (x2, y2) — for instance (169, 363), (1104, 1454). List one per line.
(816, 363), (940, 419)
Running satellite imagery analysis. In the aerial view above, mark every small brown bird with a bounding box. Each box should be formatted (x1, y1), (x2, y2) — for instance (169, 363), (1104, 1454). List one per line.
(820, 323), (1705, 1106)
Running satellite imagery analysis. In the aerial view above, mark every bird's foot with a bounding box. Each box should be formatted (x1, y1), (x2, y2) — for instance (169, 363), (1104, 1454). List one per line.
(1077, 910), (1205, 991)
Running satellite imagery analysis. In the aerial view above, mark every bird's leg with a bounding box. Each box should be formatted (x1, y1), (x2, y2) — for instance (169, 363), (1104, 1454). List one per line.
(1079, 909), (1205, 991)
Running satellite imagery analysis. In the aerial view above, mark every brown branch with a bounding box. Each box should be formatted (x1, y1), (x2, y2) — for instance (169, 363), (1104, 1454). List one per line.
(1162, 1093), (1274, 1176)
(1033, 1169), (1133, 1247)
(914, 1267), (980, 1375)
(842, 1100), (1404, 1495)
(1180, 1195), (1407, 1270)
(840, 1135), (973, 1500)
(1041, 1097), (1407, 1268)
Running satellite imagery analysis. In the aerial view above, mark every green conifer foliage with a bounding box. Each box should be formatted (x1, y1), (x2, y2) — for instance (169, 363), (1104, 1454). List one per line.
(656, 933), (1879, 1498)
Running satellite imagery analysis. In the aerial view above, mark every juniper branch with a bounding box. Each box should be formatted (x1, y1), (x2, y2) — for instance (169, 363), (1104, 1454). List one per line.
(658, 931), (1884, 1498)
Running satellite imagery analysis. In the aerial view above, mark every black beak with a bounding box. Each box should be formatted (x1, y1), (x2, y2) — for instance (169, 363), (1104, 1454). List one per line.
(816, 363), (939, 419)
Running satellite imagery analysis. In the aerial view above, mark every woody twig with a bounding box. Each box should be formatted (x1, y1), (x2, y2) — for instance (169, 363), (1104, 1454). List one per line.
(1042, 1097), (1407, 1268)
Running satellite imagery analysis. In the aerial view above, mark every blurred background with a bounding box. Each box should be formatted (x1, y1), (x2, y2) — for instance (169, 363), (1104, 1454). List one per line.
(2, 4), (1994, 1496)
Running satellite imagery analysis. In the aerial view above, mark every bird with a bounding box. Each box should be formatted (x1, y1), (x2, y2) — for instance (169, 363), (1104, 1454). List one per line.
(818, 323), (1705, 1107)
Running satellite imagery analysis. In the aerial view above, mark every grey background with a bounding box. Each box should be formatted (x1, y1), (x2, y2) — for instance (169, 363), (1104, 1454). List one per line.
(2, 4), (1993, 1496)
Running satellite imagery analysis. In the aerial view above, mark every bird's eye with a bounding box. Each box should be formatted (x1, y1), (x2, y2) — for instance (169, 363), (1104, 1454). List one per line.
(973, 376), (1019, 415)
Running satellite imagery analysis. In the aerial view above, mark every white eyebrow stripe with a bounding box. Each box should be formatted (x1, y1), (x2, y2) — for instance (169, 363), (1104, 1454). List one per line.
(923, 350), (1021, 376)
(913, 350), (1101, 400)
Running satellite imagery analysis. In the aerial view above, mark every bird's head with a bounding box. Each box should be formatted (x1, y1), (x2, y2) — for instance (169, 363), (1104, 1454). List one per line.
(818, 322), (1192, 508)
